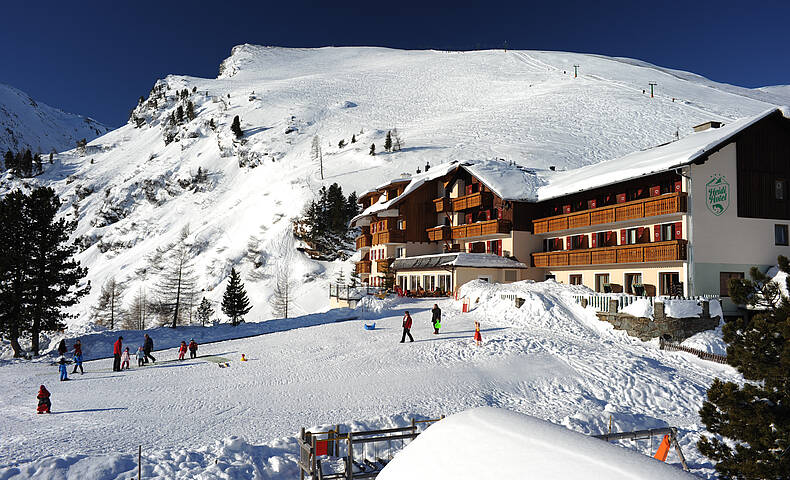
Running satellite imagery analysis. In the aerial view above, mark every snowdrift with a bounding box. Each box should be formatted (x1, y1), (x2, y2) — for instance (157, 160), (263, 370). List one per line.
(378, 407), (695, 479)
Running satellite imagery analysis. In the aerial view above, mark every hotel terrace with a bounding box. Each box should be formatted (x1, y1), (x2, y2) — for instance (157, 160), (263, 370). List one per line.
(350, 108), (790, 314)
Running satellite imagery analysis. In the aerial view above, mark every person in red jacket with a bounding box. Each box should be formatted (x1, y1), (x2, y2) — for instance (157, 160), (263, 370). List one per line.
(400, 311), (414, 343)
(112, 336), (123, 371)
(188, 339), (198, 359)
(37, 385), (51, 414)
(177, 341), (187, 360)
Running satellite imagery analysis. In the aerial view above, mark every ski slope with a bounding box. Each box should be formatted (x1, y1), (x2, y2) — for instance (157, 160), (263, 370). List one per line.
(0, 281), (738, 479)
(0, 46), (785, 334)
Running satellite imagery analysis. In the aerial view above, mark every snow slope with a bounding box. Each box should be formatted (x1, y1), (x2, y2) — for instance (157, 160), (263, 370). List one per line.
(2, 45), (787, 333)
(0, 281), (739, 478)
(0, 83), (108, 154)
(378, 407), (695, 479)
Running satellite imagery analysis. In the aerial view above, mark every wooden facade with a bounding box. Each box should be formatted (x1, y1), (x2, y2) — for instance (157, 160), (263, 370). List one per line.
(532, 239), (687, 267)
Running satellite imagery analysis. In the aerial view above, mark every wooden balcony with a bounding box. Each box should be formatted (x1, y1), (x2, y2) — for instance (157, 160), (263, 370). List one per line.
(376, 258), (393, 271)
(433, 197), (450, 213)
(451, 219), (512, 239)
(532, 239), (687, 268)
(451, 191), (493, 212)
(355, 260), (371, 274)
(372, 230), (405, 245)
(533, 193), (687, 234)
(427, 225), (451, 242)
(355, 234), (372, 249)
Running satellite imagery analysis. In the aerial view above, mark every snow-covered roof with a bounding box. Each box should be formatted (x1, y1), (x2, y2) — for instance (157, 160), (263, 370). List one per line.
(392, 253), (527, 270)
(463, 159), (544, 202)
(378, 407), (696, 480)
(537, 107), (782, 201)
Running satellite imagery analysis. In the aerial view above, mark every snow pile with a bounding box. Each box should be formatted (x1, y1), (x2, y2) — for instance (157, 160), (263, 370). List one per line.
(663, 299), (703, 318)
(379, 407), (694, 479)
(621, 299), (654, 318)
(0, 83), (107, 154)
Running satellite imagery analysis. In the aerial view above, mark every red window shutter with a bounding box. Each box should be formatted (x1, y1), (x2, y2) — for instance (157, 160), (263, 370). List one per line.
(617, 193), (627, 204)
(465, 213), (472, 224)
(591, 233), (598, 248)
(497, 241), (502, 256)
(588, 199), (597, 209)
(466, 185), (473, 195)
(620, 230), (626, 244)
(497, 208), (503, 219)
(650, 186), (661, 197)
(654, 225), (661, 242)
(674, 181), (682, 192)
(484, 210), (491, 220)
(566, 236), (572, 250)
(563, 204), (571, 214)
(637, 227), (645, 242)
(674, 222), (682, 239)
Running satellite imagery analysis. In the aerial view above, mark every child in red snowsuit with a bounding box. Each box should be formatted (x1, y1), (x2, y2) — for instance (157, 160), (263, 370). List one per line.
(37, 385), (51, 414)
(121, 347), (131, 370)
(178, 341), (187, 360)
(473, 321), (482, 346)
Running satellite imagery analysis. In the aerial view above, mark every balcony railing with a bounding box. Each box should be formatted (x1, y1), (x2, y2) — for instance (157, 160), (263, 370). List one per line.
(355, 234), (372, 249)
(433, 197), (450, 213)
(533, 193), (687, 234)
(355, 260), (371, 274)
(427, 225), (451, 242)
(450, 191), (493, 212)
(376, 258), (393, 271)
(451, 219), (511, 239)
(372, 230), (405, 245)
(532, 239), (687, 268)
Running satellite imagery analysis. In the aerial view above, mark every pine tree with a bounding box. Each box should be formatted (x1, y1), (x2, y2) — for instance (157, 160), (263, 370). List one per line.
(231, 115), (243, 138)
(351, 134), (356, 143)
(338, 139), (346, 148)
(698, 256), (790, 479)
(384, 131), (392, 152)
(270, 236), (295, 319)
(175, 105), (184, 124)
(186, 101), (195, 121)
(221, 268), (251, 326)
(391, 128), (404, 151)
(21, 150), (33, 177)
(311, 135), (323, 179)
(209, 118), (216, 130)
(91, 277), (127, 329)
(0, 188), (89, 355)
(196, 297), (215, 327)
(3, 150), (14, 171)
(33, 154), (43, 175)
(369, 143), (376, 156)
(335, 269), (346, 286)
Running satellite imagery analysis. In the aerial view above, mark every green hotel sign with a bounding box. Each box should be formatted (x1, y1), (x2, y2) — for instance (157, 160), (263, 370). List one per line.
(706, 175), (729, 216)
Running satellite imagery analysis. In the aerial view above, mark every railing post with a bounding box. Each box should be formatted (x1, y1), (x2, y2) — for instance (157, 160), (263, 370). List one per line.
(347, 432), (353, 480)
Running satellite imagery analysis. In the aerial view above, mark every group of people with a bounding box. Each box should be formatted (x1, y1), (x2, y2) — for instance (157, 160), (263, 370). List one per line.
(112, 333), (157, 371)
(177, 339), (199, 360)
(399, 304), (482, 345)
(54, 339), (83, 382)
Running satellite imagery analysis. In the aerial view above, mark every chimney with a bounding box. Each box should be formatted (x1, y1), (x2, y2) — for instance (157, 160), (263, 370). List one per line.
(692, 121), (723, 133)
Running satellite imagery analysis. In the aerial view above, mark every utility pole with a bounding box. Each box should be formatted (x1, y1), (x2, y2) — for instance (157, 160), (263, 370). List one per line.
(649, 82), (657, 98)
(573, 64), (579, 78)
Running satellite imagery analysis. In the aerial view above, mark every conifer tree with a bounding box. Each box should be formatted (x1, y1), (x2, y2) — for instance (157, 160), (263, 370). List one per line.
(186, 101), (195, 121)
(384, 131), (392, 152)
(311, 135), (323, 179)
(351, 134), (356, 143)
(196, 297), (215, 327)
(175, 105), (184, 124)
(231, 115), (243, 138)
(33, 153), (43, 175)
(391, 128), (404, 151)
(222, 268), (251, 326)
(338, 139), (346, 148)
(3, 150), (14, 171)
(698, 256), (790, 479)
(369, 143), (376, 156)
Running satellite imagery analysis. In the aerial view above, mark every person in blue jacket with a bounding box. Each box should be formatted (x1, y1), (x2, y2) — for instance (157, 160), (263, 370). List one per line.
(58, 356), (69, 381)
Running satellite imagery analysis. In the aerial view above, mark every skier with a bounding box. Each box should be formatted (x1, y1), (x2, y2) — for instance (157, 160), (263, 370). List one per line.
(177, 341), (187, 360)
(188, 339), (198, 359)
(400, 311), (414, 343)
(136, 346), (146, 367)
(72, 340), (84, 375)
(37, 385), (51, 414)
(58, 356), (69, 381)
(57, 339), (67, 356)
(431, 304), (442, 335)
(121, 347), (131, 370)
(473, 321), (482, 346)
(143, 334), (156, 364)
(112, 336), (123, 372)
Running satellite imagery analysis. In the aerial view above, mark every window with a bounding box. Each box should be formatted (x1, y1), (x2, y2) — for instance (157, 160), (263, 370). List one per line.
(595, 274), (610, 293)
(659, 272), (680, 296)
(626, 228), (638, 245)
(478, 276), (491, 282)
(505, 270), (517, 282)
(569, 274), (583, 285)
(776, 224), (788, 246)
(662, 224), (675, 241)
(396, 247), (406, 258)
(776, 179), (786, 201)
(720, 272), (744, 297)
(624, 273), (643, 295)
(397, 219), (406, 230)
(545, 274), (556, 281)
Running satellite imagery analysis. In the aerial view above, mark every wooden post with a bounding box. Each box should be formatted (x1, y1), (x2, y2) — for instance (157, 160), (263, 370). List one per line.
(311, 434), (317, 476)
(300, 428), (305, 480)
(347, 432), (354, 480)
(138, 445), (142, 480)
(336, 424), (341, 457)
(670, 428), (689, 471)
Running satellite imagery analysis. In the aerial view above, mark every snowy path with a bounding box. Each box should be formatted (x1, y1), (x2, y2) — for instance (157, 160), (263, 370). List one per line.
(0, 285), (738, 478)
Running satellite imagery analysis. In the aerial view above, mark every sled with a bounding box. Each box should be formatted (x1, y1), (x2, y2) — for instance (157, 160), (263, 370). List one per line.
(364, 323), (376, 330)
(217, 362), (231, 368)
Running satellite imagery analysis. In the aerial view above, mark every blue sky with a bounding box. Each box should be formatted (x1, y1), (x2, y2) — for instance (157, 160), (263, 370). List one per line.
(1, 0), (787, 127)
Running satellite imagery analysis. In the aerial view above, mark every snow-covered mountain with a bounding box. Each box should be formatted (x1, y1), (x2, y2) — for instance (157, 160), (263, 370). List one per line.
(0, 83), (108, 154)
(4, 45), (787, 328)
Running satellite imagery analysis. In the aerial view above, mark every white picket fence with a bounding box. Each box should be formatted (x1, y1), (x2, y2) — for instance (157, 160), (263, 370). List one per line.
(573, 293), (719, 313)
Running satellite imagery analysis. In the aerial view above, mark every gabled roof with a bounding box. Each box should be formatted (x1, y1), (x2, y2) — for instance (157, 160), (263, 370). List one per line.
(392, 253), (527, 270)
(536, 107), (783, 201)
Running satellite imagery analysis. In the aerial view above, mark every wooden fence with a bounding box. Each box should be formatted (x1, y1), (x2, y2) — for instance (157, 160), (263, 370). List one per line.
(572, 293), (719, 313)
(659, 338), (728, 364)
